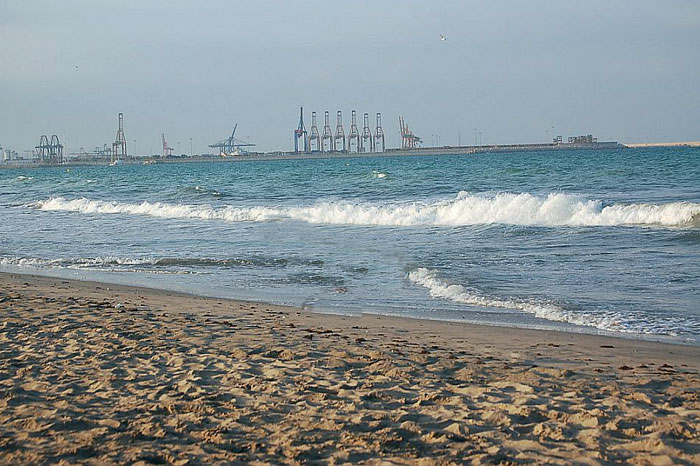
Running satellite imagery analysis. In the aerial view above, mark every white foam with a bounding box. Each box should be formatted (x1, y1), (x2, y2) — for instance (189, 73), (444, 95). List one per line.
(407, 267), (642, 333)
(30, 192), (700, 228)
(32, 197), (280, 222)
(0, 256), (195, 275)
(0, 256), (157, 269)
(0, 257), (49, 268)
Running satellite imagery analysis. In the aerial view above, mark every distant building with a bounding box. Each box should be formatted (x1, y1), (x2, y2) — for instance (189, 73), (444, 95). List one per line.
(3, 153), (33, 166)
(568, 134), (597, 144)
(1, 149), (18, 163)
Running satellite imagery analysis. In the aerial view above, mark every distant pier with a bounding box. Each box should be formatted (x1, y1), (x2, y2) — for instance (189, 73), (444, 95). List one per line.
(0, 140), (650, 169)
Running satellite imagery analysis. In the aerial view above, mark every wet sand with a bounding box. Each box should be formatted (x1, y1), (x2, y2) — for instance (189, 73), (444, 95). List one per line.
(1, 272), (699, 464)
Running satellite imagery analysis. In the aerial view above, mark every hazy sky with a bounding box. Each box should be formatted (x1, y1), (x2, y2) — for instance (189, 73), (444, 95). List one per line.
(1, 0), (699, 155)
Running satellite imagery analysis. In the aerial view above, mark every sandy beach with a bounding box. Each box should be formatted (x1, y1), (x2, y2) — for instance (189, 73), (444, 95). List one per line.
(1, 272), (699, 464)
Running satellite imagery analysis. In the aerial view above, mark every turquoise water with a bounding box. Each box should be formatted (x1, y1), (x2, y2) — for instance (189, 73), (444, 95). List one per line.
(1, 148), (699, 343)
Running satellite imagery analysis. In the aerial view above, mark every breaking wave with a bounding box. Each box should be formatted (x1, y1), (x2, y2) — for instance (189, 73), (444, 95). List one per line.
(29, 192), (700, 228)
(0, 255), (307, 270)
(407, 267), (700, 336)
(31, 197), (277, 222)
(0, 256), (196, 275)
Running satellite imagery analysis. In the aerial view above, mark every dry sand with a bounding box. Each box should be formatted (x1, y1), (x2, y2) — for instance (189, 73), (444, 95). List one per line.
(1, 272), (699, 465)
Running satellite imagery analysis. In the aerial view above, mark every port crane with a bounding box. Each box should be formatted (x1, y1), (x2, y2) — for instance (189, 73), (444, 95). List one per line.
(399, 116), (421, 149)
(35, 134), (64, 164)
(161, 133), (174, 157)
(208, 124), (256, 156)
(293, 107), (309, 153)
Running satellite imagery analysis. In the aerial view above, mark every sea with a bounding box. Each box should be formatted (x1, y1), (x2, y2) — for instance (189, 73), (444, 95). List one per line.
(1, 147), (699, 344)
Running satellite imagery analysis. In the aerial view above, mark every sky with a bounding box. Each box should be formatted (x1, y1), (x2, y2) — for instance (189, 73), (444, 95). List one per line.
(1, 0), (699, 155)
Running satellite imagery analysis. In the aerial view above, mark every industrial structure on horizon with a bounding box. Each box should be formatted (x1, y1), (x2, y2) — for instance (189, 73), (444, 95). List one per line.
(112, 112), (127, 163)
(209, 124), (255, 156)
(399, 116), (421, 150)
(162, 133), (174, 158)
(1, 108), (632, 168)
(35, 135), (64, 164)
(293, 107), (387, 154)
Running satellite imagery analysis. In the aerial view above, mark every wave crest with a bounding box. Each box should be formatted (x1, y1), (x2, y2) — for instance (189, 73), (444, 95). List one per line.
(30, 193), (700, 228)
(31, 197), (280, 222)
(0, 255), (297, 270)
(406, 267), (700, 336)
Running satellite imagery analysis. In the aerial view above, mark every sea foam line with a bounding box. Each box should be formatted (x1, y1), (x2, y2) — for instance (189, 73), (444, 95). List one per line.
(0, 256), (197, 275)
(406, 267), (700, 336)
(29, 193), (700, 228)
(0, 255), (292, 269)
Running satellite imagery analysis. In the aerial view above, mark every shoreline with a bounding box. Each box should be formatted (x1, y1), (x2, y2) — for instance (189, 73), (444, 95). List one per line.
(5, 271), (700, 355)
(4, 271), (699, 356)
(3, 267), (697, 348)
(1, 271), (699, 463)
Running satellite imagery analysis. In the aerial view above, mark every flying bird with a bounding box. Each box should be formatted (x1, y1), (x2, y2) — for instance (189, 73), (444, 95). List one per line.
(440, 34), (447, 41)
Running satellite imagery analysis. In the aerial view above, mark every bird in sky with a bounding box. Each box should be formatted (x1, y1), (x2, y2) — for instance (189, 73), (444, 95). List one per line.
(440, 34), (447, 41)
(73, 65), (79, 69)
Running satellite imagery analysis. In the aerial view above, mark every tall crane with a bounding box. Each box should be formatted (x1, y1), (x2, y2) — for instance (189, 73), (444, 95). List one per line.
(208, 123), (256, 156)
(399, 116), (421, 149)
(36, 134), (64, 164)
(334, 111), (345, 152)
(361, 112), (373, 153)
(374, 113), (385, 152)
(162, 133), (174, 157)
(112, 112), (127, 162)
(322, 111), (334, 152)
(309, 111), (321, 152)
(347, 110), (360, 153)
(293, 107), (309, 153)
